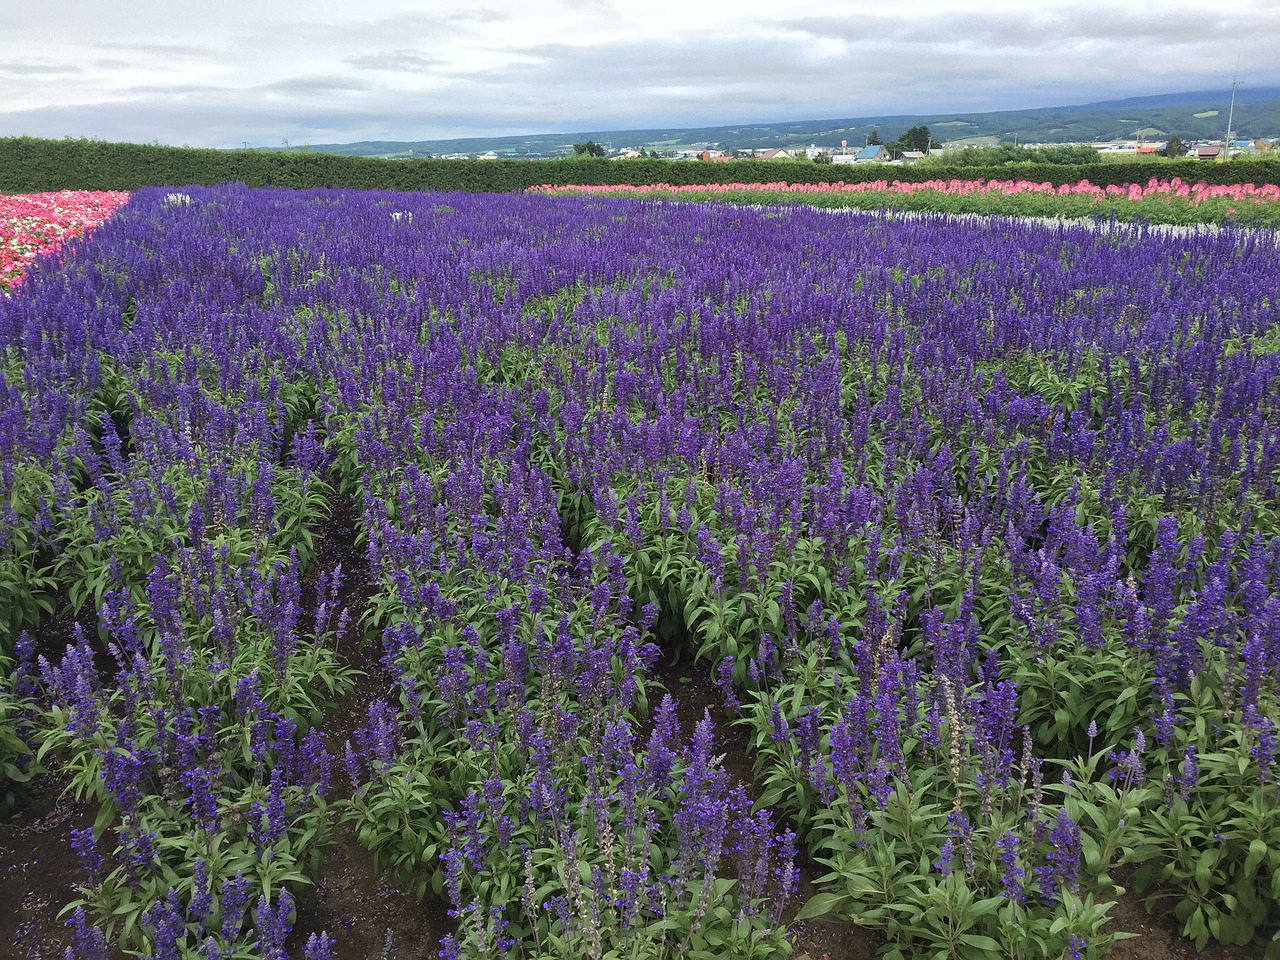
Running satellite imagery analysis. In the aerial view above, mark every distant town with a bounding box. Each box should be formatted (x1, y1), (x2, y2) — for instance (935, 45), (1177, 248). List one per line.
(430, 136), (1278, 163)
(278, 86), (1280, 163)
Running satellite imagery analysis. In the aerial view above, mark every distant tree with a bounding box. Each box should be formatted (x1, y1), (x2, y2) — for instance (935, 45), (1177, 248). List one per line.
(937, 142), (1099, 167)
(1163, 135), (1187, 158)
(1034, 144), (1099, 164)
(813, 154), (833, 164)
(572, 140), (607, 157)
(867, 129), (882, 146)
(899, 125), (934, 153)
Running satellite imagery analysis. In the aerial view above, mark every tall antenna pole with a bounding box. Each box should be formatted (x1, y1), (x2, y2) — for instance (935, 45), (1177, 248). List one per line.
(1223, 73), (1241, 160)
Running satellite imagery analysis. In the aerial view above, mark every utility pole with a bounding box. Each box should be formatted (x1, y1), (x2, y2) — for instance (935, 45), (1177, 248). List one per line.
(1223, 73), (1241, 160)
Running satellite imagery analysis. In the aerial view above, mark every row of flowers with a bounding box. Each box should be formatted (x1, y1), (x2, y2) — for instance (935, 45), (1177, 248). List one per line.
(527, 176), (1280, 209)
(0, 191), (131, 291)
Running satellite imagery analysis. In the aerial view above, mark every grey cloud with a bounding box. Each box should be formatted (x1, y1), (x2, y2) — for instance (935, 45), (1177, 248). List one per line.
(120, 83), (239, 98)
(0, 63), (82, 76)
(0, 95), (559, 148)
(258, 76), (375, 96)
(3, 2), (1279, 149)
(559, 0), (617, 13)
(408, 26), (1280, 128)
(450, 9), (512, 23)
(343, 50), (445, 72)
(472, 35), (821, 89)
(781, 7), (1273, 51)
(97, 42), (216, 58)
(271, 9), (508, 51)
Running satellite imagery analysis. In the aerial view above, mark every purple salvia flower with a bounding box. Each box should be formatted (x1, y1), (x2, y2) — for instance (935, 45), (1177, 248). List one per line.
(141, 890), (184, 960)
(1250, 715), (1277, 781)
(769, 701), (789, 743)
(303, 932), (336, 960)
(997, 830), (1024, 901)
(12, 631), (39, 700)
(437, 933), (462, 960)
(946, 810), (973, 875)
(70, 827), (103, 882)
(191, 857), (213, 929)
(645, 696), (679, 794)
(934, 837), (955, 877)
(342, 739), (364, 789)
(1108, 730), (1147, 788)
(437, 645), (470, 719)
(182, 764), (220, 834)
(252, 890), (294, 960)
(441, 843), (465, 912)
(299, 727), (333, 798)
(1180, 745), (1198, 802)
(66, 907), (110, 960)
(218, 873), (251, 940)
(1037, 810), (1081, 904)
(353, 699), (399, 775)
(772, 827), (799, 919)
(867, 758), (892, 809)
(233, 669), (265, 719)
(714, 656), (739, 714)
(118, 825), (159, 883)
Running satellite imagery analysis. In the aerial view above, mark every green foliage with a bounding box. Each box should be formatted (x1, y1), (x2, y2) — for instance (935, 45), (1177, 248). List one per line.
(37, 551), (356, 953)
(54, 455), (330, 617)
(0, 460), (58, 653)
(0, 647), (41, 816)
(3, 136), (1277, 195)
(1119, 666), (1280, 951)
(932, 143), (1102, 167)
(760, 667), (1129, 959)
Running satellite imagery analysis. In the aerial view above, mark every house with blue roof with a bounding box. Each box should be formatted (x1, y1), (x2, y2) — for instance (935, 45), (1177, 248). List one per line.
(832, 143), (893, 165)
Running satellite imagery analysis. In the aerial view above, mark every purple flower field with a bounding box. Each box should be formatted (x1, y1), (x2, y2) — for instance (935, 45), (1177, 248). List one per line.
(1, 184), (1278, 960)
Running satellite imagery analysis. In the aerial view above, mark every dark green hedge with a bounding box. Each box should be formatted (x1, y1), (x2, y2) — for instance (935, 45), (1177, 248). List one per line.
(2, 136), (1277, 194)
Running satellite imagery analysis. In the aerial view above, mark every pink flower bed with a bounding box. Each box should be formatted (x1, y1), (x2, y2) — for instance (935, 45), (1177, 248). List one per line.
(1, 190), (131, 290)
(530, 176), (1280, 206)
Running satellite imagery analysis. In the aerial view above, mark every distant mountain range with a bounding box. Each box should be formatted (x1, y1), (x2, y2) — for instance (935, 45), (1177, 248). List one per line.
(290, 87), (1280, 159)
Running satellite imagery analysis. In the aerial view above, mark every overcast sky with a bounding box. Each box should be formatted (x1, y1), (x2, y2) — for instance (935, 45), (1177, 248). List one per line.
(3, 0), (1277, 148)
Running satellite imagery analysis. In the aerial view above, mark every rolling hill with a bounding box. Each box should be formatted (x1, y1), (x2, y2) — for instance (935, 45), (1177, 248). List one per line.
(293, 87), (1280, 158)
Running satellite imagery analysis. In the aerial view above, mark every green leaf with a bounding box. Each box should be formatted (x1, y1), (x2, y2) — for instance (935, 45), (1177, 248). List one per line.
(793, 892), (853, 920)
(1194, 848), (1218, 891)
(1185, 906), (1209, 949)
(958, 934), (1002, 952)
(1244, 838), (1268, 875)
